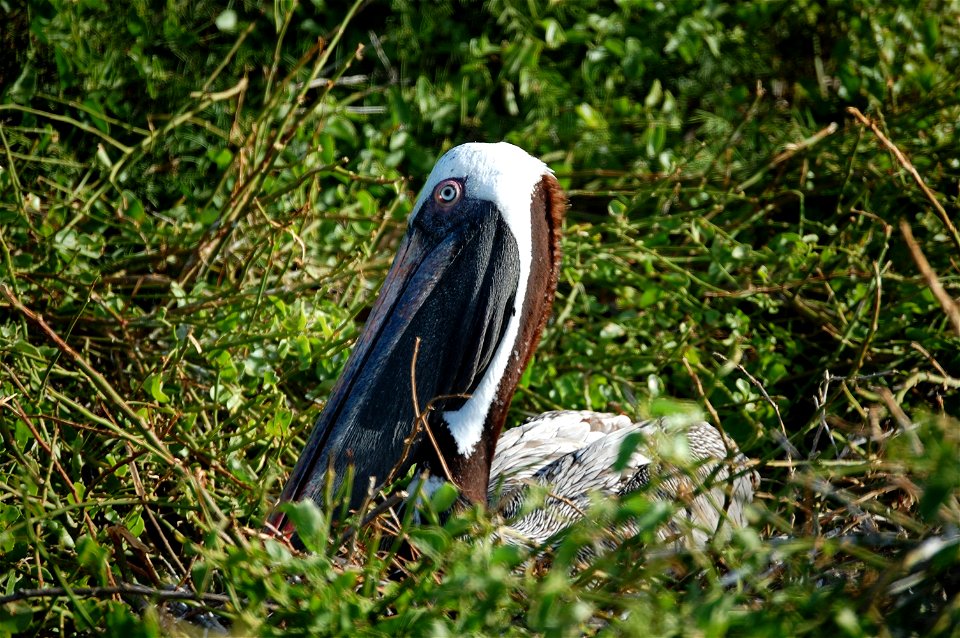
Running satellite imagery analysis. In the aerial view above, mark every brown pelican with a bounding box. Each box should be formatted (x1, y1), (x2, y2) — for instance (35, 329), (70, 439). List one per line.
(268, 142), (755, 547)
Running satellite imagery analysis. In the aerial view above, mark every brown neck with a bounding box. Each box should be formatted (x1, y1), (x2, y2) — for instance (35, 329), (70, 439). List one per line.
(440, 173), (567, 504)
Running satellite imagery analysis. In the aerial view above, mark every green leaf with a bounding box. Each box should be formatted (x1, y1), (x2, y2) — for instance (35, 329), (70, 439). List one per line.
(144, 374), (170, 403)
(429, 482), (459, 513)
(278, 500), (328, 553)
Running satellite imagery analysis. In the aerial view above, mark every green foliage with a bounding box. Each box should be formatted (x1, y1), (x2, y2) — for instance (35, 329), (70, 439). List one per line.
(1, 0), (959, 635)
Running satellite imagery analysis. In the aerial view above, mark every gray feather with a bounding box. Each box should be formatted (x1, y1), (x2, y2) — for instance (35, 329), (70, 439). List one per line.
(488, 410), (758, 548)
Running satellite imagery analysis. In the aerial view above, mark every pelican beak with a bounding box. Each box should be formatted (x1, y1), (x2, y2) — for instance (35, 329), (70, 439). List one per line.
(267, 202), (521, 540)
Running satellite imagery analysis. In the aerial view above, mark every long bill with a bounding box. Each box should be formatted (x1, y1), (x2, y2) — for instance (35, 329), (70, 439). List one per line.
(267, 211), (521, 540)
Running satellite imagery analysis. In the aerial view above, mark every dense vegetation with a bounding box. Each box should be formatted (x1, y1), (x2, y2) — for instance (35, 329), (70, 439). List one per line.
(1, 0), (958, 635)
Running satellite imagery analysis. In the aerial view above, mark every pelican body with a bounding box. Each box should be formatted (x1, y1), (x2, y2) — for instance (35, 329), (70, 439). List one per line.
(269, 143), (754, 545)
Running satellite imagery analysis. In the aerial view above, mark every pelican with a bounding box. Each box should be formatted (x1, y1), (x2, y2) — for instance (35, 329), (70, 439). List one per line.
(268, 142), (755, 547)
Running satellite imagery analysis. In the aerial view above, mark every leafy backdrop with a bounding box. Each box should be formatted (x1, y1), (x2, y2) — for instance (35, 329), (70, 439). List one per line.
(1, 0), (958, 635)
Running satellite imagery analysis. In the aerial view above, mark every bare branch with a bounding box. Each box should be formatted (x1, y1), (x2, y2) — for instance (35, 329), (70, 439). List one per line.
(898, 219), (960, 337)
(848, 107), (960, 253)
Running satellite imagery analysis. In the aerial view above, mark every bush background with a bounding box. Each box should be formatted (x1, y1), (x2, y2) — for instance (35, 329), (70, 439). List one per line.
(1, 0), (958, 635)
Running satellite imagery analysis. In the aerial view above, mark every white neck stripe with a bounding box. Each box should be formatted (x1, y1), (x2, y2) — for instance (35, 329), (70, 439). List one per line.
(412, 142), (549, 456)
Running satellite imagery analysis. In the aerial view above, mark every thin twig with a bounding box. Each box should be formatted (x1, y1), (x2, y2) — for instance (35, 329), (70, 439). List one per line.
(335, 491), (409, 547)
(0, 583), (246, 607)
(384, 337), (468, 489)
(848, 107), (960, 252)
(409, 338), (455, 484)
(811, 371), (835, 457)
(898, 219), (960, 337)
(896, 371), (960, 404)
(876, 387), (922, 456)
(714, 352), (793, 476)
(125, 441), (187, 578)
(379, 339), (429, 490)
(681, 357), (722, 428)
(736, 122), (839, 192)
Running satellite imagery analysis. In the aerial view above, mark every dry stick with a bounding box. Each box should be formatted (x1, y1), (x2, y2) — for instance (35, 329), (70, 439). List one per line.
(0, 583), (250, 608)
(358, 337), (468, 534)
(377, 338), (435, 491)
(897, 372), (960, 405)
(409, 337), (455, 484)
(106, 524), (161, 586)
(910, 342), (950, 379)
(335, 491), (409, 548)
(330, 335), (491, 549)
(126, 441), (188, 579)
(847, 107), (960, 253)
(736, 121), (839, 192)
(702, 267), (873, 299)
(876, 387), (923, 457)
(681, 357), (722, 428)
(899, 219), (960, 337)
(714, 352), (787, 437)
(714, 352), (794, 478)
(810, 371), (835, 456)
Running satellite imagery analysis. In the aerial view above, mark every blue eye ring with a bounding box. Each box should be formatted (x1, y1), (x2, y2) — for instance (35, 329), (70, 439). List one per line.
(433, 179), (462, 207)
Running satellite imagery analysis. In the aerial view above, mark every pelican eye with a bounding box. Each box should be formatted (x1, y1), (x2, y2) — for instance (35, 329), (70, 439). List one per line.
(433, 180), (462, 207)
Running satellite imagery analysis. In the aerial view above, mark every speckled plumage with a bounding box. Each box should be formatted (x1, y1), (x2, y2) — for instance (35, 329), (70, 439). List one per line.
(488, 410), (758, 548)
